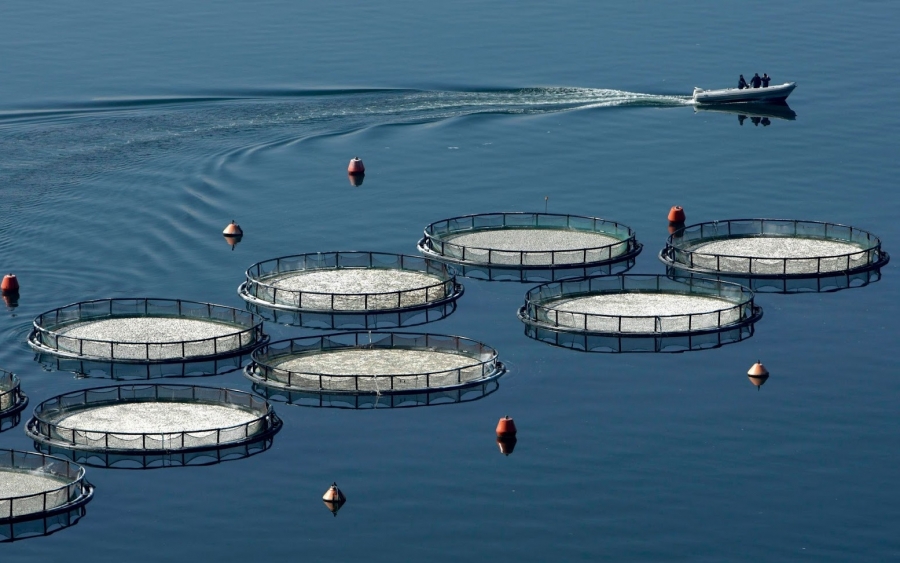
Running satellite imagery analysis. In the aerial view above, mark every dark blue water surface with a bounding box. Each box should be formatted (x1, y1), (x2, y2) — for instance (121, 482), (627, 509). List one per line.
(2, 1), (899, 561)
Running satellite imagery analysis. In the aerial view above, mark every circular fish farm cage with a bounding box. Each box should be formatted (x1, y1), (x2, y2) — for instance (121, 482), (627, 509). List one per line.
(1, 450), (94, 542)
(253, 379), (500, 409)
(418, 212), (642, 272)
(26, 384), (282, 458)
(27, 299), (266, 363)
(239, 251), (464, 315)
(660, 219), (889, 278)
(245, 332), (505, 395)
(0, 370), (28, 430)
(519, 274), (762, 337)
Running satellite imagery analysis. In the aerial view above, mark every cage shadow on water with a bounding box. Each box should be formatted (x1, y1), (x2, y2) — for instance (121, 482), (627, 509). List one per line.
(253, 378), (501, 409)
(665, 265), (886, 294)
(245, 299), (458, 330)
(33, 351), (252, 381)
(523, 321), (756, 353)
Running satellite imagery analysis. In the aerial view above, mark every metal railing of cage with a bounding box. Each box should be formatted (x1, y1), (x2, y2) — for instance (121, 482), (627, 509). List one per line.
(241, 251), (463, 312)
(661, 219), (887, 277)
(27, 299), (266, 363)
(26, 384), (281, 454)
(0, 450), (92, 523)
(0, 372), (27, 416)
(519, 274), (762, 336)
(247, 332), (503, 394)
(420, 212), (641, 267)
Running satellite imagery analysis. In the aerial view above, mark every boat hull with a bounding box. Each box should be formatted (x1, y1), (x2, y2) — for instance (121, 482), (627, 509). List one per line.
(693, 82), (796, 105)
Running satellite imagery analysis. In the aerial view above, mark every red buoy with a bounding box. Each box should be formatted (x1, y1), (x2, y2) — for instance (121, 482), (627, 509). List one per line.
(667, 206), (686, 223)
(1, 274), (19, 293)
(347, 157), (365, 175)
(496, 416), (517, 437)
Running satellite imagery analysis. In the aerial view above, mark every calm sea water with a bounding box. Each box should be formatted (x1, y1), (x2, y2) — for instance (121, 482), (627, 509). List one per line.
(2, 1), (899, 561)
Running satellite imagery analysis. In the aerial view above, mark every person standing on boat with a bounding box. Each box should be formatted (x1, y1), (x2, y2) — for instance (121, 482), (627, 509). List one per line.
(762, 73), (771, 87)
(750, 73), (762, 88)
(738, 75), (748, 89)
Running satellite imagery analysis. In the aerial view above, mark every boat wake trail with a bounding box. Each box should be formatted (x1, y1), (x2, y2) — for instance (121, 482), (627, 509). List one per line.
(0, 86), (692, 212)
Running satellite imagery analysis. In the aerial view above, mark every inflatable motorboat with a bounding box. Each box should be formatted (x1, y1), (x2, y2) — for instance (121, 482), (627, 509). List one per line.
(692, 82), (796, 104)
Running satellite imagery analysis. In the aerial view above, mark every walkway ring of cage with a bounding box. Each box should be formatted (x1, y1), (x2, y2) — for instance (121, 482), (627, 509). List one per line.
(27, 298), (267, 364)
(0, 449), (94, 524)
(659, 219), (889, 278)
(518, 274), (763, 336)
(0, 370), (28, 419)
(418, 212), (642, 269)
(245, 332), (505, 395)
(25, 384), (282, 455)
(238, 251), (464, 313)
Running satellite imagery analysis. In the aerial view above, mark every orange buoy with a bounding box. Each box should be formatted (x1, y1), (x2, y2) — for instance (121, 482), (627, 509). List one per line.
(348, 173), (364, 187)
(496, 416), (517, 437)
(747, 361), (769, 391)
(667, 206), (686, 223)
(1, 274), (19, 293)
(322, 482), (346, 516)
(222, 221), (243, 236)
(347, 157), (365, 175)
(496, 435), (517, 456)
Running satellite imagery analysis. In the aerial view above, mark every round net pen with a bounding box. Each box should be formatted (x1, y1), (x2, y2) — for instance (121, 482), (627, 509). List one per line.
(253, 378), (500, 409)
(27, 299), (267, 364)
(660, 219), (889, 278)
(518, 274), (762, 338)
(239, 251), (464, 317)
(1, 449), (94, 542)
(0, 370), (28, 431)
(418, 213), (642, 275)
(26, 384), (282, 458)
(245, 332), (505, 395)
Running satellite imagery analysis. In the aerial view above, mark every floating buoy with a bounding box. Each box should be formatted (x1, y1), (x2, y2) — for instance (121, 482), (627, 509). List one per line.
(322, 482), (346, 516)
(222, 221), (243, 250)
(222, 221), (243, 236)
(667, 206), (686, 223)
(747, 361), (769, 377)
(496, 415), (517, 437)
(348, 173), (364, 187)
(1, 274), (19, 293)
(747, 361), (769, 390)
(496, 435), (517, 456)
(347, 157), (365, 175)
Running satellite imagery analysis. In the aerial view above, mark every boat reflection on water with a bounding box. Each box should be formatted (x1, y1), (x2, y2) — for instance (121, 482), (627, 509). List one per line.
(694, 102), (797, 126)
